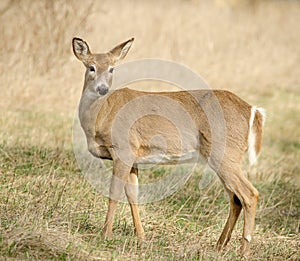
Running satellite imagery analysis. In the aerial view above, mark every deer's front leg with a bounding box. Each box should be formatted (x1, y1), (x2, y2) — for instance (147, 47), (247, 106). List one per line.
(102, 159), (132, 239)
(125, 166), (145, 239)
(102, 198), (118, 239)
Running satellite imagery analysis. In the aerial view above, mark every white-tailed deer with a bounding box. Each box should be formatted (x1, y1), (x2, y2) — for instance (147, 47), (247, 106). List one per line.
(72, 37), (265, 256)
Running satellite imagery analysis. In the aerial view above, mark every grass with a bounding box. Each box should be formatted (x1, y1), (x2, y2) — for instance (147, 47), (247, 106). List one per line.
(0, 143), (299, 260)
(0, 0), (299, 260)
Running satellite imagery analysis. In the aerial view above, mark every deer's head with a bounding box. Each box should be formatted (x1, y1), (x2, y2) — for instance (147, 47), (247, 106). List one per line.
(72, 37), (134, 96)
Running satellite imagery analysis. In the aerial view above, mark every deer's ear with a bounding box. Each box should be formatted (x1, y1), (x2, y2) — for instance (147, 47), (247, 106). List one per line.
(109, 38), (134, 63)
(72, 37), (91, 62)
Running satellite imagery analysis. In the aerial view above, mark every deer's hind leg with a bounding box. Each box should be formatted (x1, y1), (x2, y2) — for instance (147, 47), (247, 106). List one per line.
(215, 162), (259, 256)
(217, 188), (242, 250)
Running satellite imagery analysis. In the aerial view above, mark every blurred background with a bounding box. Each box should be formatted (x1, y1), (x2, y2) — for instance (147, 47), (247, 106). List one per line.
(0, 0), (299, 259)
(1, 0), (299, 111)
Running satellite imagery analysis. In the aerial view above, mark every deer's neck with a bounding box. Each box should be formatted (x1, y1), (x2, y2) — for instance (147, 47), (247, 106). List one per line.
(78, 89), (104, 136)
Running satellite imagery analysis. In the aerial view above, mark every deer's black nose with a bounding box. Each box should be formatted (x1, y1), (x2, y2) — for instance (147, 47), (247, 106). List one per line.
(97, 84), (109, 95)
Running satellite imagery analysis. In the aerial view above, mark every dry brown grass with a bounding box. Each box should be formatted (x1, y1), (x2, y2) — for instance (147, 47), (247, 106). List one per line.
(0, 0), (299, 260)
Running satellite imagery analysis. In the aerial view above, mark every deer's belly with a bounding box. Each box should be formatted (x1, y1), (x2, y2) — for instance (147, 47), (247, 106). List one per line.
(136, 150), (201, 165)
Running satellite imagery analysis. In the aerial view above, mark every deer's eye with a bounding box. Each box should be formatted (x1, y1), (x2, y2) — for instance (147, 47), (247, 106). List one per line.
(89, 65), (96, 73)
(108, 67), (114, 73)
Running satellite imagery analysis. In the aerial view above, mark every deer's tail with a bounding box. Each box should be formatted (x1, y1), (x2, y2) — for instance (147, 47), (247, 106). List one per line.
(248, 106), (266, 165)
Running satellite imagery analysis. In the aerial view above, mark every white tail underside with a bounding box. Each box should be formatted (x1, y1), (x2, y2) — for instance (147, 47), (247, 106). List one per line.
(248, 106), (265, 165)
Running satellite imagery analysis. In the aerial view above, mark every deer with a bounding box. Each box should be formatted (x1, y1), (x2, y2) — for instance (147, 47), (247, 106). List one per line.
(72, 37), (265, 256)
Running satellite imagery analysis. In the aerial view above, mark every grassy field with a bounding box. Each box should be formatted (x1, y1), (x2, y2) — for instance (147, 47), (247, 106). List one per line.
(0, 0), (299, 260)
